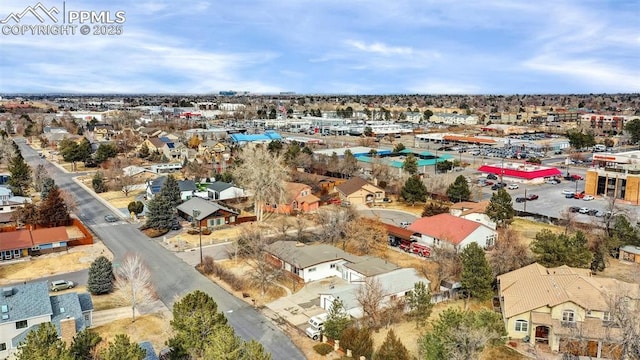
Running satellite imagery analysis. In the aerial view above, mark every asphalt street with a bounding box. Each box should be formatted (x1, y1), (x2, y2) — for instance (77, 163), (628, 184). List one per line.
(16, 139), (304, 360)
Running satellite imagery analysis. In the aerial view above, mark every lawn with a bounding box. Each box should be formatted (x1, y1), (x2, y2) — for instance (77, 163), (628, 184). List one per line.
(92, 312), (173, 355)
(510, 217), (564, 245)
(99, 189), (145, 208)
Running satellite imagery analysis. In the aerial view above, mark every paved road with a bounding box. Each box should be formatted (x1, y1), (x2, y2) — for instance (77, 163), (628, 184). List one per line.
(16, 139), (304, 360)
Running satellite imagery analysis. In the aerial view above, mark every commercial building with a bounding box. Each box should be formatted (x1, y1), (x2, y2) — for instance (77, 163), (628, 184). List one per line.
(477, 162), (562, 184)
(585, 150), (640, 202)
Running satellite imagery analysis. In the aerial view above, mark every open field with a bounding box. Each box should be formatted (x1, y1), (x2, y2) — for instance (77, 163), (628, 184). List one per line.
(0, 242), (111, 284)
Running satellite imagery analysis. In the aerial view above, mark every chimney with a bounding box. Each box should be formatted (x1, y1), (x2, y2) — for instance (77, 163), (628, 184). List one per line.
(59, 317), (76, 346)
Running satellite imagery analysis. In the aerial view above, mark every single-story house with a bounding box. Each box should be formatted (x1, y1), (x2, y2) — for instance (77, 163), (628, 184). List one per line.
(319, 268), (430, 318)
(408, 213), (497, 251)
(146, 176), (197, 201)
(206, 181), (246, 201)
(335, 177), (385, 206)
(176, 197), (240, 228)
(448, 200), (496, 229)
(265, 182), (320, 214)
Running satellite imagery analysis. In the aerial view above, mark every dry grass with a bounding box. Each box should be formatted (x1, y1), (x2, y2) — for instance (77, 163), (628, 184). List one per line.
(92, 312), (173, 355)
(206, 260), (288, 306)
(480, 345), (527, 360)
(598, 257), (640, 284)
(510, 217), (564, 245)
(0, 242), (112, 284)
(98, 189), (145, 208)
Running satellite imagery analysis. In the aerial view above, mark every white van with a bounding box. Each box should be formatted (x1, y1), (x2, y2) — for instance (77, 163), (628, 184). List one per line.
(305, 313), (328, 340)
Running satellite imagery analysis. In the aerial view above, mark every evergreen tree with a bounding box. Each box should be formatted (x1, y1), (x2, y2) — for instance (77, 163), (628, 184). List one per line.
(240, 340), (272, 360)
(100, 334), (145, 360)
(167, 290), (229, 359)
(460, 242), (494, 301)
(202, 324), (243, 359)
(375, 329), (411, 360)
(340, 327), (373, 360)
(87, 256), (114, 295)
(37, 185), (71, 227)
(40, 177), (55, 199)
(407, 281), (433, 327)
(625, 118), (640, 144)
(485, 188), (515, 227)
(421, 201), (449, 217)
(446, 175), (471, 203)
(401, 175), (428, 205)
(69, 329), (102, 360)
(393, 143), (406, 153)
(16, 322), (72, 360)
(402, 154), (418, 175)
(138, 142), (150, 158)
(322, 298), (352, 340)
(161, 175), (182, 207)
(8, 152), (31, 196)
(92, 172), (108, 193)
(144, 192), (175, 231)
(531, 230), (593, 268)
(95, 143), (118, 163)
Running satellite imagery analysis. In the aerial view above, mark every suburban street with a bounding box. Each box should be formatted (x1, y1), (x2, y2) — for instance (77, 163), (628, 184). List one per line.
(15, 138), (305, 360)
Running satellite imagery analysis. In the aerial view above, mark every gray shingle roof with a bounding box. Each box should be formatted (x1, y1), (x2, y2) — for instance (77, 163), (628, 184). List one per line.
(176, 197), (239, 220)
(343, 256), (400, 277)
(0, 282), (52, 326)
(178, 180), (197, 192)
(78, 293), (94, 312)
(266, 241), (360, 268)
(50, 293), (85, 334)
(207, 181), (234, 192)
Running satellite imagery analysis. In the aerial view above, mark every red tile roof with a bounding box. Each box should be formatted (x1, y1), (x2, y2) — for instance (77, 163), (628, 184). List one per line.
(477, 165), (562, 180)
(408, 213), (481, 245)
(31, 227), (70, 246)
(0, 230), (32, 251)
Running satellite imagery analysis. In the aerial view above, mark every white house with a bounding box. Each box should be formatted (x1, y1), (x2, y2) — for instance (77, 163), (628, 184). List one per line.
(206, 181), (246, 201)
(408, 213), (497, 251)
(319, 268), (429, 318)
(448, 200), (496, 230)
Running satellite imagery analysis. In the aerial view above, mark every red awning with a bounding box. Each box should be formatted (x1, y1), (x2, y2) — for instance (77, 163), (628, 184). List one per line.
(477, 165), (562, 180)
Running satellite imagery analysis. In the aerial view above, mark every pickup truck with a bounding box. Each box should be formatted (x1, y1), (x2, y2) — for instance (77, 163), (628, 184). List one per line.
(305, 313), (328, 341)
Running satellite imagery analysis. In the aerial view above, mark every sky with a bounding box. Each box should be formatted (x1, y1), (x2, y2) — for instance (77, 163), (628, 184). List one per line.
(0, 0), (638, 95)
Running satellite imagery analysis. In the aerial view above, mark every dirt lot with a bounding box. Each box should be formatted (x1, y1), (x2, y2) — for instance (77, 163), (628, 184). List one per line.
(511, 217), (565, 245)
(92, 312), (173, 355)
(0, 242), (112, 285)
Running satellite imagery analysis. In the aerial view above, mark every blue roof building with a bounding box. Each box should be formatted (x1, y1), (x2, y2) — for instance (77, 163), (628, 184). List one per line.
(229, 131), (282, 145)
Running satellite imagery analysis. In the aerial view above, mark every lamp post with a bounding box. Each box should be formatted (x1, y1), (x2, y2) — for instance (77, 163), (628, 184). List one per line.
(193, 209), (203, 265)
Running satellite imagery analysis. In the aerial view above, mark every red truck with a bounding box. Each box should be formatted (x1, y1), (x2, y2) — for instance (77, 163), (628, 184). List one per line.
(398, 239), (432, 257)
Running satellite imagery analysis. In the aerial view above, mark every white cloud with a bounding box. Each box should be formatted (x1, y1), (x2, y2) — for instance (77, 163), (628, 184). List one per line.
(345, 40), (414, 56)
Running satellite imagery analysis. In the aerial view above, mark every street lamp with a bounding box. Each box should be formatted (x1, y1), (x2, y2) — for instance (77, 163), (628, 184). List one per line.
(193, 209), (203, 265)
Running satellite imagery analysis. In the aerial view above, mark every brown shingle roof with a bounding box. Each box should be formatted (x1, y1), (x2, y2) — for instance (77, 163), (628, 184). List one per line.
(147, 137), (165, 149)
(0, 230), (32, 251)
(335, 177), (378, 196)
(284, 182), (311, 203)
(498, 263), (639, 318)
(449, 200), (490, 216)
(31, 227), (70, 246)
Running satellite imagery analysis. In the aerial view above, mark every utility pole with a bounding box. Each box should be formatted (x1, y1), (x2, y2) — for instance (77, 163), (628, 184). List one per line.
(193, 209), (203, 265)
(524, 188), (527, 212)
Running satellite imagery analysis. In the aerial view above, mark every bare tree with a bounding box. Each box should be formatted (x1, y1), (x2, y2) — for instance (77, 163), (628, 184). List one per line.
(488, 227), (534, 277)
(236, 226), (281, 297)
(315, 206), (358, 245)
(59, 189), (78, 214)
(605, 278), (640, 359)
(231, 146), (289, 222)
(356, 277), (385, 328)
(559, 208), (579, 234)
(342, 217), (387, 255)
(114, 254), (156, 322)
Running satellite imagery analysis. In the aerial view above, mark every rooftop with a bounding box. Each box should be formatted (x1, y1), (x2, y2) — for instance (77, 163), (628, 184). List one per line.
(408, 213), (484, 245)
(266, 241), (360, 269)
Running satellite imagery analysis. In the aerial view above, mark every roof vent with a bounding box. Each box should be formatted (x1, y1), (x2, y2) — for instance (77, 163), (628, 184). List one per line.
(2, 288), (14, 297)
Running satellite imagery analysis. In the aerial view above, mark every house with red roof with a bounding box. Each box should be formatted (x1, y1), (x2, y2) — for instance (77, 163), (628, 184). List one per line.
(478, 162), (562, 184)
(408, 213), (497, 251)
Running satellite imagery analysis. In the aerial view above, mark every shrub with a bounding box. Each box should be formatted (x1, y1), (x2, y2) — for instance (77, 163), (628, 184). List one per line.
(201, 256), (215, 275)
(143, 228), (169, 238)
(187, 229), (200, 235)
(201, 228), (212, 235)
(211, 263), (245, 291)
(313, 343), (333, 356)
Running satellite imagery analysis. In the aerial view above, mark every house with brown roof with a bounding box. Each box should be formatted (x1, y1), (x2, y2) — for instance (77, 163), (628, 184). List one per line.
(265, 182), (320, 214)
(408, 213), (497, 251)
(0, 226), (72, 260)
(449, 200), (496, 229)
(497, 263), (639, 359)
(141, 137), (165, 153)
(335, 177), (385, 206)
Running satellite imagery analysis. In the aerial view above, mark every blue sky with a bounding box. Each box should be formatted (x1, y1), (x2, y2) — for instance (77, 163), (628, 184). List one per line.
(0, 0), (638, 94)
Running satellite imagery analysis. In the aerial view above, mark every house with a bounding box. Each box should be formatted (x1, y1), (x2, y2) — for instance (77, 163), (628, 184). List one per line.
(291, 172), (347, 195)
(88, 124), (114, 141)
(265, 182), (320, 214)
(206, 181), (246, 201)
(497, 263), (639, 359)
(141, 137), (166, 153)
(619, 245), (640, 264)
(0, 230), (32, 261)
(448, 200), (496, 229)
(176, 197), (240, 228)
(0, 186), (31, 214)
(319, 268), (429, 318)
(145, 176), (197, 201)
(0, 226), (77, 261)
(0, 281), (93, 359)
(408, 213), (497, 251)
(265, 241), (360, 283)
(335, 177), (385, 206)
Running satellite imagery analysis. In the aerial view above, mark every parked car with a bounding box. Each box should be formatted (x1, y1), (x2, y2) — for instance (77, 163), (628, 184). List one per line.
(568, 206), (581, 213)
(50, 280), (74, 292)
(104, 214), (118, 223)
(562, 189), (574, 195)
(507, 184), (519, 190)
(573, 192), (586, 199)
(578, 207), (590, 214)
(382, 197), (393, 203)
(588, 209), (599, 216)
(515, 197), (526, 203)
(546, 179), (561, 185)
(565, 193), (575, 199)
(487, 174), (498, 180)
(526, 194), (539, 201)
(583, 195), (594, 201)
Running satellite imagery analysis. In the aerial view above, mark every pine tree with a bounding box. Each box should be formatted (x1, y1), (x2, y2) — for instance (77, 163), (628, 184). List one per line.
(138, 142), (150, 158)
(375, 329), (411, 360)
(401, 175), (428, 205)
(95, 143), (117, 163)
(446, 175), (471, 203)
(92, 172), (108, 193)
(161, 175), (182, 207)
(407, 281), (433, 327)
(8, 152), (31, 196)
(127, 201), (144, 215)
(460, 242), (494, 301)
(69, 329), (102, 360)
(531, 230), (593, 268)
(37, 185), (71, 227)
(240, 340), (272, 360)
(486, 188), (515, 227)
(323, 298), (352, 340)
(340, 327), (373, 360)
(202, 324), (243, 359)
(403, 153), (418, 175)
(16, 322), (73, 360)
(87, 256), (114, 295)
(40, 177), (55, 199)
(100, 334), (145, 360)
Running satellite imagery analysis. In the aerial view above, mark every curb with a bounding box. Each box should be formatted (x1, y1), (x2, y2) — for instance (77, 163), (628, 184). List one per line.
(72, 176), (128, 221)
